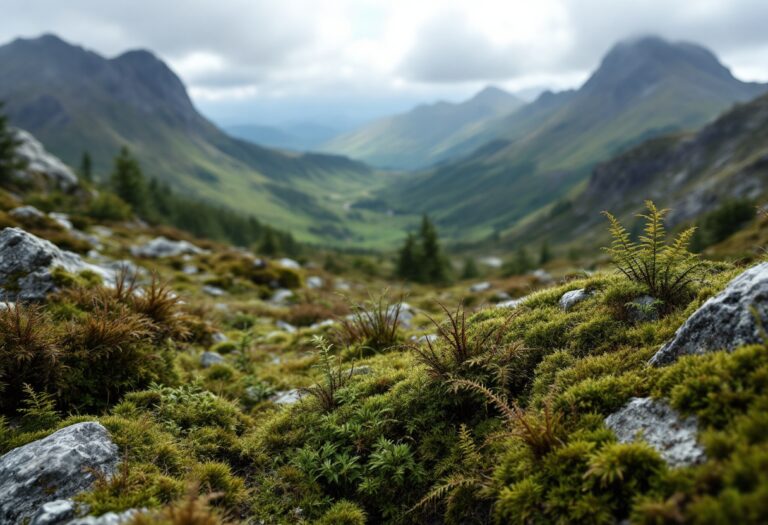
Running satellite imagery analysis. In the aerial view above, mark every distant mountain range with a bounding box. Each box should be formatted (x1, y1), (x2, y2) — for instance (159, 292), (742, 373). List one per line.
(0, 34), (379, 244)
(323, 86), (523, 170)
(379, 36), (767, 242)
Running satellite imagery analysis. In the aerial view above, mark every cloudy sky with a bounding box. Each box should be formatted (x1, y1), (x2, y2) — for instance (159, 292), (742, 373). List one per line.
(3, 0), (768, 128)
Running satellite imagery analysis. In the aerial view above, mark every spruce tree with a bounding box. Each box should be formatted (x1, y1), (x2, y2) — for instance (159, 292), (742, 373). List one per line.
(79, 151), (93, 182)
(461, 257), (479, 279)
(0, 102), (25, 184)
(396, 233), (418, 281)
(110, 147), (147, 215)
(539, 242), (552, 265)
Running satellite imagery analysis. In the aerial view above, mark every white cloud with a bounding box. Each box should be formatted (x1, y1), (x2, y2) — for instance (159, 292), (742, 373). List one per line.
(1, 0), (766, 123)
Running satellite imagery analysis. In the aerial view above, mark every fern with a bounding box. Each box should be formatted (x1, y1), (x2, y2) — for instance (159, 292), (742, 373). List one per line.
(302, 335), (353, 412)
(603, 201), (702, 305)
(19, 383), (60, 432)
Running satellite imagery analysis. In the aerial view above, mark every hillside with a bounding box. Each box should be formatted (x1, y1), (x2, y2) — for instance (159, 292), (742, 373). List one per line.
(0, 34), (391, 244)
(226, 122), (340, 152)
(323, 86), (523, 170)
(3, 129), (768, 523)
(383, 36), (767, 241)
(504, 90), (768, 252)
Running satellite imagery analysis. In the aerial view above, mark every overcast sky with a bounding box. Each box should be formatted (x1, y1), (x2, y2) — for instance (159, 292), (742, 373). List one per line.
(3, 0), (768, 128)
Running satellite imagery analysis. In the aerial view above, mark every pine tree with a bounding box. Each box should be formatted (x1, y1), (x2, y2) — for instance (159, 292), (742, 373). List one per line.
(396, 233), (419, 281)
(539, 242), (552, 265)
(0, 102), (25, 184)
(419, 215), (448, 283)
(259, 228), (279, 256)
(110, 147), (147, 214)
(503, 247), (533, 276)
(79, 151), (93, 182)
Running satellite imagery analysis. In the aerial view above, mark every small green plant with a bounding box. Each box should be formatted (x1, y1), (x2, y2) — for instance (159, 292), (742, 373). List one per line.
(337, 292), (402, 353)
(19, 383), (60, 432)
(303, 336), (353, 412)
(603, 201), (701, 305)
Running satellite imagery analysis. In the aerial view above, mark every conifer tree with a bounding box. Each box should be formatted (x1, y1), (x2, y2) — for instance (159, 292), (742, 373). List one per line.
(461, 257), (479, 279)
(110, 147), (147, 214)
(419, 215), (448, 283)
(539, 242), (552, 265)
(79, 151), (93, 182)
(396, 233), (419, 281)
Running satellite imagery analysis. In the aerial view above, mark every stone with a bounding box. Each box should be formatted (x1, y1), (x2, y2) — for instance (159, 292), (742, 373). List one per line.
(531, 269), (553, 283)
(349, 365), (372, 376)
(651, 263), (768, 366)
(411, 334), (438, 344)
(309, 319), (336, 330)
(559, 288), (592, 311)
(605, 397), (705, 467)
(270, 389), (303, 405)
(306, 276), (324, 289)
(0, 228), (114, 301)
(334, 280), (351, 291)
(182, 264), (198, 275)
(270, 289), (294, 304)
(276, 320), (297, 333)
(211, 331), (228, 344)
(30, 499), (76, 525)
(12, 128), (79, 192)
(496, 296), (529, 308)
(0, 422), (119, 524)
(10, 205), (46, 221)
(202, 285), (226, 297)
(67, 509), (142, 525)
(131, 236), (205, 258)
(469, 282), (491, 293)
(48, 212), (73, 230)
(277, 257), (301, 269)
(200, 351), (225, 368)
(479, 256), (503, 269)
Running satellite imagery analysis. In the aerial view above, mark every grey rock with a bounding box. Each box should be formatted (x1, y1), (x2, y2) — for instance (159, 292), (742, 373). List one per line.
(182, 264), (198, 275)
(334, 280), (351, 291)
(211, 331), (228, 344)
(276, 320), (297, 333)
(276, 257), (301, 270)
(309, 319), (336, 330)
(270, 389), (303, 405)
(30, 499), (76, 525)
(67, 509), (142, 525)
(48, 213), (73, 230)
(411, 334), (438, 344)
(306, 276), (324, 289)
(13, 129), (79, 192)
(202, 285), (226, 297)
(605, 397), (705, 467)
(532, 269), (553, 283)
(10, 205), (46, 221)
(270, 288), (294, 304)
(559, 288), (592, 311)
(469, 281), (491, 293)
(496, 296), (529, 309)
(0, 422), (119, 524)
(349, 365), (372, 376)
(479, 256), (503, 269)
(628, 295), (660, 324)
(651, 263), (768, 366)
(0, 228), (114, 301)
(200, 351), (225, 368)
(131, 236), (205, 258)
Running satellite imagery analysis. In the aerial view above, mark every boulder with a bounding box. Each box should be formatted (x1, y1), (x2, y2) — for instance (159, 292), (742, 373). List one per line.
(651, 263), (768, 366)
(66, 509), (141, 525)
(469, 282), (491, 293)
(48, 213), (74, 230)
(306, 276), (324, 289)
(202, 285), (226, 297)
(131, 237), (205, 258)
(559, 288), (591, 311)
(200, 351), (225, 368)
(270, 389), (303, 405)
(12, 128), (79, 192)
(0, 422), (119, 524)
(605, 397), (705, 467)
(276, 257), (301, 269)
(270, 289), (294, 304)
(30, 499), (76, 525)
(10, 205), (46, 221)
(0, 228), (114, 301)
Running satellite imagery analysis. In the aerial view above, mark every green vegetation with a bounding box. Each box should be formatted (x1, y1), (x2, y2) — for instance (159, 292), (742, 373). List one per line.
(396, 216), (450, 283)
(0, 101), (25, 184)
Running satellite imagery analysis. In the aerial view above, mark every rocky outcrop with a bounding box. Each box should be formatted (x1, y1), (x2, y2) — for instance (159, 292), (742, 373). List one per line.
(0, 422), (120, 524)
(131, 236), (205, 258)
(605, 397), (705, 467)
(12, 128), (80, 192)
(559, 288), (592, 311)
(651, 263), (768, 366)
(0, 227), (114, 301)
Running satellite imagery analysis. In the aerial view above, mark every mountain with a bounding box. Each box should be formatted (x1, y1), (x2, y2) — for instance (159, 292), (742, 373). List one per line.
(225, 122), (340, 151)
(322, 86), (523, 170)
(0, 34), (379, 243)
(383, 36), (767, 241)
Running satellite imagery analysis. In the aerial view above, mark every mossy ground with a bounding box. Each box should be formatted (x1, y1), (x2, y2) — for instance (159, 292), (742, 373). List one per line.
(2, 192), (768, 524)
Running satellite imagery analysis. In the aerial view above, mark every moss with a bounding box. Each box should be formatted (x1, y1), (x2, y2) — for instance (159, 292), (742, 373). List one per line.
(318, 500), (367, 524)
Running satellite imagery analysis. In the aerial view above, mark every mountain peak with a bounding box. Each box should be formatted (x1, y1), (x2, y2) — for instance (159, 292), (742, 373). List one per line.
(470, 85), (516, 105)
